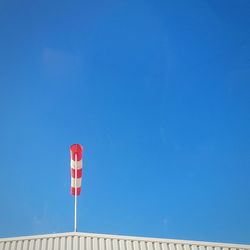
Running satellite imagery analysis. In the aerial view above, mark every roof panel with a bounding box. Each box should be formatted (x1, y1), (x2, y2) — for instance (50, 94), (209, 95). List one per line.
(0, 232), (249, 250)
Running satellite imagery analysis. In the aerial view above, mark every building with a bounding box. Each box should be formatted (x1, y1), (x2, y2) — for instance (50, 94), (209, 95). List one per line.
(0, 232), (249, 250)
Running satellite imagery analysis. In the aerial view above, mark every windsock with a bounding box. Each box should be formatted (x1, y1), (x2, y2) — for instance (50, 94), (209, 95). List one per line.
(70, 144), (83, 196)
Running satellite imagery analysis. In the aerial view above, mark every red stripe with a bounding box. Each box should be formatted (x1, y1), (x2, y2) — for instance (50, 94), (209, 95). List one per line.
(71, 168), (82, 178)
(71, 187), (81, 196)
(71, 153), (82, 161)
(70, 144), (83, 161)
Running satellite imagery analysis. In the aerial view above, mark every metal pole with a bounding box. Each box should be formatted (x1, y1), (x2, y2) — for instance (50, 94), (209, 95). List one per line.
(74, 153), (77, 232)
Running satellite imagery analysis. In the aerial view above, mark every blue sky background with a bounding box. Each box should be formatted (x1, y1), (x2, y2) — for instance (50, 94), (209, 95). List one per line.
(0, 0), (250, 245)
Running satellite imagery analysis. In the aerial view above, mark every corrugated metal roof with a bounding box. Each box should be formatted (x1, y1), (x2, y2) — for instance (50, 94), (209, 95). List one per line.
(0, 232), (249, 250)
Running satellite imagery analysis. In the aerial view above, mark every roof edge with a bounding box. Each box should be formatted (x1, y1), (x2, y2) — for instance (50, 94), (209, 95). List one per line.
(0, 231), (249, 249)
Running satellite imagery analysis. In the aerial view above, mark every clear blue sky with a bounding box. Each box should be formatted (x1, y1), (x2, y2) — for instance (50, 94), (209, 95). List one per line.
(0, 0), (250, 245)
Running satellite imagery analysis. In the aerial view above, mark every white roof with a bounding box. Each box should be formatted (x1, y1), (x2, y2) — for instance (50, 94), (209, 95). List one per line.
(0, 232), (249, 250)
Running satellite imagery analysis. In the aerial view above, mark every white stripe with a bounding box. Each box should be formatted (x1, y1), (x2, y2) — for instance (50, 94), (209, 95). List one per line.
(71, 178), (82, 188)
(71, 159), (82, 169)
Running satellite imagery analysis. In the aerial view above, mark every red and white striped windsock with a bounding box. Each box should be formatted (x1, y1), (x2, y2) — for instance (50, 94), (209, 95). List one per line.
(70, 144), (83, 196)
